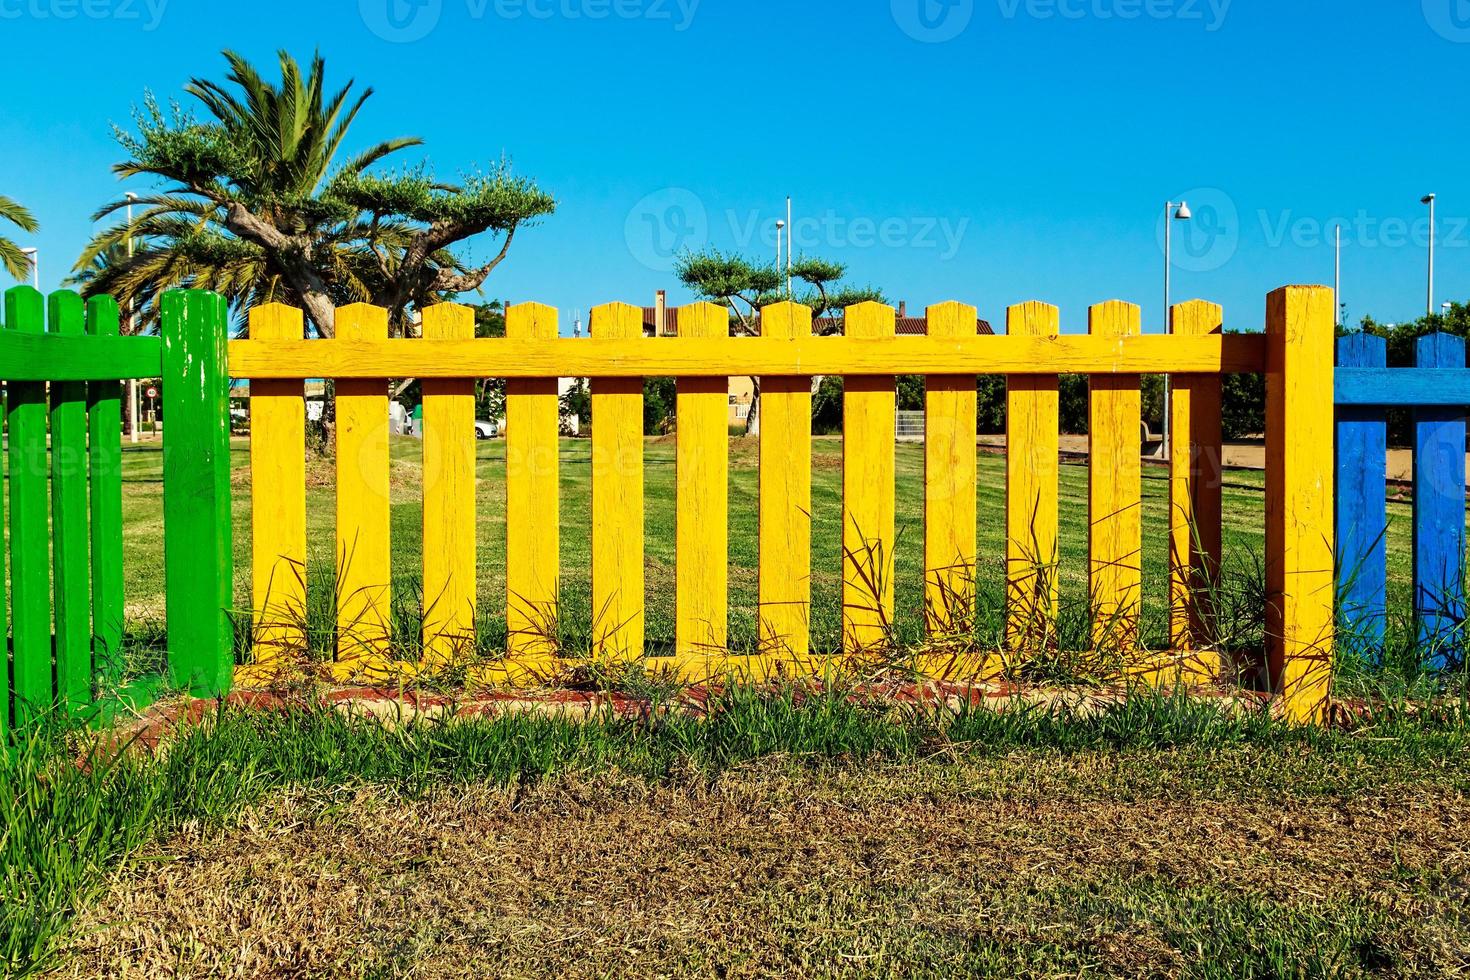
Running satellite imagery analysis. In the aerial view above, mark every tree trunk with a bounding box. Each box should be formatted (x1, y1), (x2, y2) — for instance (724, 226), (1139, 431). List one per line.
(744, 377), (762, 437)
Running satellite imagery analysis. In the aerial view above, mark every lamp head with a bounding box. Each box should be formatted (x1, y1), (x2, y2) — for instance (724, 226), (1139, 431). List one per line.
(1422, 194), (1437, 205)
(1174, 202), (1192, 221)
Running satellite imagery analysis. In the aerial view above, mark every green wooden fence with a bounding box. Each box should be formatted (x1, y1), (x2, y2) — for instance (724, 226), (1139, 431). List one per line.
(1, 286), (233, 735)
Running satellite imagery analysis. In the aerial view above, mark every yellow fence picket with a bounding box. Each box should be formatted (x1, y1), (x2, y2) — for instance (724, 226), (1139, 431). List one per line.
(758, 301), (813, 660)
(421, 303), (477, 665)
(335, 304), (392, 663)
(924, 301), (978, 638)
(1266, 285), (1335, 721)
(247, 304), (307, 662)
(591, 302), (645, 662)
(843, 302), (896, 653)
(1005, 302), (1061, 650)
(1087, 300), (1143, 650)
(1169, 300), (1224, 653)
(676, 302), (729, 657)
(506, 303), (561, 660)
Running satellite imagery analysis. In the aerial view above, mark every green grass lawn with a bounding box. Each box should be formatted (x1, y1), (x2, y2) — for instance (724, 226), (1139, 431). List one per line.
(107, 435), (1426, 661)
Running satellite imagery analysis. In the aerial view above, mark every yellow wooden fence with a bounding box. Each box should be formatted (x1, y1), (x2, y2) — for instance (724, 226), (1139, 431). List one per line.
(230, 287), (1335, 720)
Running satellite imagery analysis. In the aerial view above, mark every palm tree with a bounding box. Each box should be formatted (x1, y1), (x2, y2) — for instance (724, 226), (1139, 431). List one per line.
(0, 194), (38, 282)
(77, 50), (553, 336)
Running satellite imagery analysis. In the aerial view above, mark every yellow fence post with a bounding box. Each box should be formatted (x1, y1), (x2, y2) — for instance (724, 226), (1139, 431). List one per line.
(247, 304), (307, 666)
(843, 301), (896, 654)
(591, 302), (645, 663)
(758, 301), (813, 663)
(1005, 301), (1061, 651)
(1087, 300), (1143, 651)
(421, 303), (477, 666)
(924, 301), (978, 639)
(1266, 285), (1335, 722)
(675, 302), (729, 659)
(506, 302), (561, 661)
(1169, 300), (1224, 660)
(334, 304), (392, 668)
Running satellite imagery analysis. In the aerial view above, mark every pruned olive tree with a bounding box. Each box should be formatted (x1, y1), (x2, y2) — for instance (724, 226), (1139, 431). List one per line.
(675, 250), (883, 434)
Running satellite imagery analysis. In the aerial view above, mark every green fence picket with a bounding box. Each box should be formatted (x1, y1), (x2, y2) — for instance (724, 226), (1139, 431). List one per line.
(86, 296), (125, 678)
(49, 292), (93, 711)
(5, 286), (52, 725)
(161, 290), (234, 696)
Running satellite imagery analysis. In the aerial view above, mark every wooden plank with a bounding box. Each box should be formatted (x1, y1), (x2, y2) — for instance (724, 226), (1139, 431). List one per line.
(4, 287), (52, 725)
(590, 302), (645, 662)
(1336, 368), (1470, 407)
(161, 289), (234, 696)
(248, 304), (307, 664)
(0, 330), (161, 381)
(506, 303), (561, 658)
(1168, 300), (1224, 650)
(675, 303), (729, 656)
(757, 302), (813, 659)
(1412, 332), (1467, 665)
(1087, 301), (1143, 650)
(86, 297), (126, 678)
(1334, 334), (1388, 660)
(923, 301), (977, 638)
(1265, 285), (1336, 722)
(334, 304), (392, 663)
(48, 291), (92, 711)
(843, 302), (896, 653)
(421, 303), (478, 666)
(227, 333), (1270, 380)
(1005, 301), (1060, 650)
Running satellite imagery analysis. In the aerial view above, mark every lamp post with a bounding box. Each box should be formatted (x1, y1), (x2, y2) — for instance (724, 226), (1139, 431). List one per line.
(127, 191), (140, 443)
(1423, 194), (1437, 317)
(1335, 224), (1342, 328)
(1162, 200), (1192, 460)
(775, 218), (785, 276)
(786, 195), (793, 297)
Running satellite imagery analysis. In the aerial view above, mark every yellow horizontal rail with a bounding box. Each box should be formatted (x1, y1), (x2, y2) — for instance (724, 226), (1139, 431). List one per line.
(227, 333), (1268, 380)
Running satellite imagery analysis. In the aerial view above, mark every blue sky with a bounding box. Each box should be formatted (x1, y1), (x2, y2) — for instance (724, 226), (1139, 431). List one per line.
(1, 0), (1465, 335)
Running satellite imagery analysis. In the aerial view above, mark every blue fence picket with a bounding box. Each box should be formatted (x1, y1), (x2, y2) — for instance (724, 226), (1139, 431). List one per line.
(1412, 332), (1467, 665)
(1335, 334), (1388, 659)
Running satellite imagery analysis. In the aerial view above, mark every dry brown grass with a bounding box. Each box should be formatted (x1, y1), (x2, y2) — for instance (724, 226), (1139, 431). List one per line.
(47, 755), (1470, 979)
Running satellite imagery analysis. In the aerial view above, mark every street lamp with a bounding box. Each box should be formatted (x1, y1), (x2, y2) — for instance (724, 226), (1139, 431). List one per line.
(1423, 194), (1437, 317)
(775, 219), (785, 274)
(127, 191), (140, 443)
(19, 247), (37, 288)
(1163, 200), (1192, 460)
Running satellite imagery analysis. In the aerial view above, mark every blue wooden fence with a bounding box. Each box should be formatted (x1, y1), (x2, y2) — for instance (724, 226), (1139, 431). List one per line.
(1335, 332), (1468, 666)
